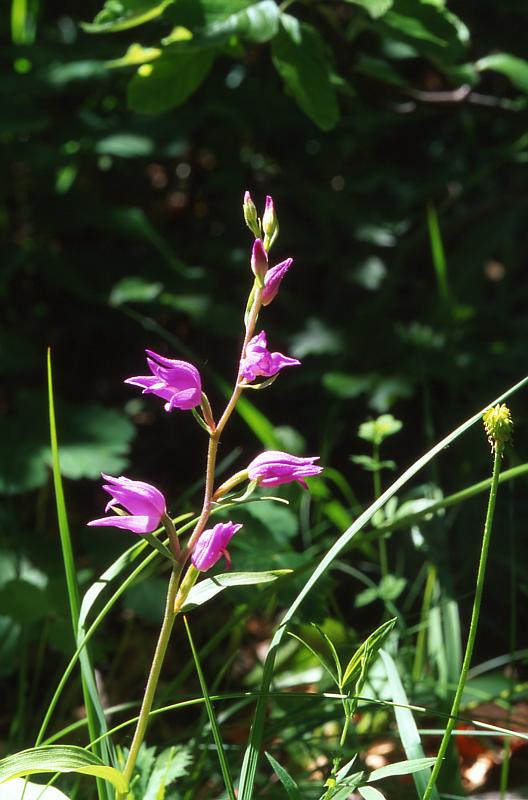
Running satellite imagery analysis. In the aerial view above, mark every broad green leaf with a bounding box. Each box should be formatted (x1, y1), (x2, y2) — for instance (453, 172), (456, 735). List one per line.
(343, 0), (393, 19)
(83, 0), (173, 33)
(0, 747), (127, 794)
(358, 414), (402, 445)
(196, 0), (280, 45)
(96, 134), (154, 158)
(0, 392), (134, 491)
(0, 580), (49, 623)
(127, 49), (215, 113)
(324, 373), (371, 399)
(271, 17), (340, 131)
(380, 0), (469, 65)
(105, 43), (162, 69)
(341, 618), (396, 688)
(368, 756), (437, 781)
(358, 787), (385, 800)
(3, 778), (70, 799)
(379, 650), (440, 798)
(110, 276), (163, 305)
(181, 570), (291, 612)
(476, 53), (528, 94)
(264, 753), (301, 799)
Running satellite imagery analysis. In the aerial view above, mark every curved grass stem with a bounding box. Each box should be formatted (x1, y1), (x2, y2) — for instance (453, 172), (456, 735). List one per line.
(422, 443), (504, 800)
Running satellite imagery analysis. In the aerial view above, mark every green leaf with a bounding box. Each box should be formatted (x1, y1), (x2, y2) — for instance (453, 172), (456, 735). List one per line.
(380, 0), (469, 65)
(343, 0), (393, 19)
(110, 276), (163, 305)
(0, 580), (49, 624)
(476, 53), (528, 94)
(0, 747), (127, 794)
(379, 650), (440, 799)
(95, 134), (155, 158)
(83, 0), (173, 33)
(143, 746), (192, 800)
(271, 17), (340, 131)
(196, 0), (280, 45)
(324, 373), (371, 400)
(3, 778), (70, 799)
(341, 617), (396, 689)
(358, 414), (403, 445)
(355, 574), (406, 608)
(358, 787), (385, 800)
(264, 753), (301, 799)
(127, 49), (215, 113)
(105, 43), (162, 69)
(181, 570), (291, 612)
(368, 757), (437, 782)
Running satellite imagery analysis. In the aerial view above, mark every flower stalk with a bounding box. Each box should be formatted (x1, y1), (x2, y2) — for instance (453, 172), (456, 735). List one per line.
(422, 405), (512, 800)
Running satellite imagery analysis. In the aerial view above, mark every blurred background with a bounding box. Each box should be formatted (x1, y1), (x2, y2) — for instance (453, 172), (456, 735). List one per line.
(2, 0), (528, 796)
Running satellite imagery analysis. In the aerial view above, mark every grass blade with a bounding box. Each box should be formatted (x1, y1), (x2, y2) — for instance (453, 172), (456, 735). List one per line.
(379, 650), (439, 800)
(237, 374), (528, 800)
(46, 349), (111, 799)
(183, 616), (236, 800)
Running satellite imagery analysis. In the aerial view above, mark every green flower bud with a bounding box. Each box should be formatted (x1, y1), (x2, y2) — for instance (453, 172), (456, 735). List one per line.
(483, 403), (513, 453)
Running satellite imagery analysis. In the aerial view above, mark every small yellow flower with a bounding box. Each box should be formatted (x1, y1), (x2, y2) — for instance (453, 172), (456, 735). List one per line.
(482, 403), (513, 452)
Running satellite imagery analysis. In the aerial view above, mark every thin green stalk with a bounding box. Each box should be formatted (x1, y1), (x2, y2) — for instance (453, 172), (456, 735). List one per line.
(118, 566), (181, 797)
(373, 441), (388, 579)
(422, 444), (504, 800)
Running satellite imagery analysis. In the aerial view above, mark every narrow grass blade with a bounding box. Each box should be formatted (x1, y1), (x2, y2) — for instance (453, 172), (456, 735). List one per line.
(183, 617), (236, 800)
(379, 650), (439, 800)
(426, 202), (450, 309)
(264, 752), (301, 799)
(237, 375), (528, 800)
(47, 350), (111, 800)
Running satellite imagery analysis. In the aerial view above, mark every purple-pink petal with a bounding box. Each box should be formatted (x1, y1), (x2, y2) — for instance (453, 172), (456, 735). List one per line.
(125, 350), (202, 411)
(239, 331), (300, 383)
(191, 521), (243, 572)
(247, 450), (323, 488)
(88, 474), (167, 535)
(262, 258), (293, 306)
(251, 238), (268, 280)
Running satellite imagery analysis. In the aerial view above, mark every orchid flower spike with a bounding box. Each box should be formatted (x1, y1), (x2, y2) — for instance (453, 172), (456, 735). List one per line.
(262, 258), (293, 306)
(191, 521), (243, 572)
(88, 474), (166, 534)
(247, 451), (323, 488)
(125, 350), (202, 411)
(239, 331), (300, 383)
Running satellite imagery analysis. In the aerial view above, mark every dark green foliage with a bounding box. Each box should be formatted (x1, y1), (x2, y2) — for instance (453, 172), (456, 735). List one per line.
(2, 0), (528, 797)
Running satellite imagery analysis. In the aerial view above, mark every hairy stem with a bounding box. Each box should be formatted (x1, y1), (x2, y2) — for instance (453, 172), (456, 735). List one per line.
(118, 565), (181, 797)
(422, 444), (503, 800)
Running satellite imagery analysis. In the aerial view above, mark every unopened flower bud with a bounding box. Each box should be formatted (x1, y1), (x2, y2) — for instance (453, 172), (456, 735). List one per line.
(243, 191), (260, 238)
(251, 238), (268, 284)
(483, 403), (513, 453)
(262, 195), (279, 251)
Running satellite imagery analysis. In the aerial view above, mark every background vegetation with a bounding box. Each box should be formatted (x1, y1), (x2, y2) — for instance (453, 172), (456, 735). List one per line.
(2, 0), (528, 796)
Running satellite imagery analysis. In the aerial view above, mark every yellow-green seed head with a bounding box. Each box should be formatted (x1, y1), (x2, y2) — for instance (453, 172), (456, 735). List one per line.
(482, 403), (513, 452)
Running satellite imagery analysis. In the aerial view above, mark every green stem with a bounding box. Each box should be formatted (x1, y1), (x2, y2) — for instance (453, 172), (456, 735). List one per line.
(422, 444), (504, 800)
(118, 566), (181, 797)
(373, 441), (388, 579)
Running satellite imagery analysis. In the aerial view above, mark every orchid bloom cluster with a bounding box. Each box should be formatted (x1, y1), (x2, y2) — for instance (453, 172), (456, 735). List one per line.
(88, 193), (323, 577)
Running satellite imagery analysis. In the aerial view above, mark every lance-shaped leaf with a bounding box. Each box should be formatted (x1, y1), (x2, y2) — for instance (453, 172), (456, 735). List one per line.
(341, 617), (396, 688)
(181, 570), (292, 612)
(0, 747), (128, 794)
